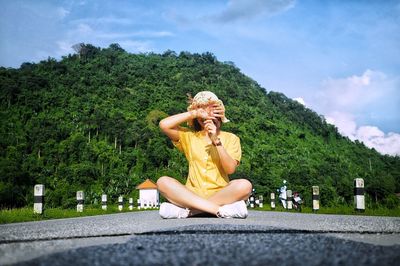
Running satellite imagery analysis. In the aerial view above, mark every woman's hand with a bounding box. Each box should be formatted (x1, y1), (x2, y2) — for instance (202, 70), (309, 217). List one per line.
(204, 119), (218, 142)
(194, 108), (209, 120)
(211, 104), (225, 119)
(194, 104), (223, 119)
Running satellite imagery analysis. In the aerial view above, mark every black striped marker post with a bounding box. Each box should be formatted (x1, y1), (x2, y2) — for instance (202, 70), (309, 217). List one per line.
(102, 194), (107, 210)
(312, 186), (320, 212)
(77, 191), (84, 212)
(249, 190), (255, 208)
(118, 196), (123, 211)
(354, 178), (365, 212)
(259, 195), (263, 208)
(137, 199), (141, 210)
(129, 198), (133, 210)
(286, 190), (293, 210)
(34, 184), (45, 214)
(270, 192), (276, 209)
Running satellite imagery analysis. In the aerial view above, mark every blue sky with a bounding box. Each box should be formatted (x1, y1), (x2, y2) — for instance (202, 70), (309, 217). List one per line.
(1, 0), (399, 155)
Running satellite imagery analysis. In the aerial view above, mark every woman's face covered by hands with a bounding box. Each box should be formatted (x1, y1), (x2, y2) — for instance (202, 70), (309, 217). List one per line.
(196, 103), (223, 135)
(187, 91), (230, 130)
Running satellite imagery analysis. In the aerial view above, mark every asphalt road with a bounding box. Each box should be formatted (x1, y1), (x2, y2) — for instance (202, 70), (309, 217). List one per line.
(1, 210), (399, 265)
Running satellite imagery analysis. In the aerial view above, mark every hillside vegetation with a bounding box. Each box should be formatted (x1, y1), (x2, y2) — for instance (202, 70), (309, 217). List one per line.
(1, 43), (399, 209)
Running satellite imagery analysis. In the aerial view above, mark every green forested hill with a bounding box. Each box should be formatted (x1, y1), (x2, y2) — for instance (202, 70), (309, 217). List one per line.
(1, 43), (399, 209)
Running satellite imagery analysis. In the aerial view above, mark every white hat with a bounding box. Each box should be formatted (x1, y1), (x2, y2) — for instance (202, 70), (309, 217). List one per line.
(187, 91), (229, 123)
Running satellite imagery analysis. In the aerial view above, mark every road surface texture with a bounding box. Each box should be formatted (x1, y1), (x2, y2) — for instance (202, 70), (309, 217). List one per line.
(1, 210), (399, 265)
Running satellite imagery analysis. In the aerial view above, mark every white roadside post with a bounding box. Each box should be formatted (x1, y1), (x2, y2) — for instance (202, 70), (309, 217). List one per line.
(129, 198), (133, 210)
(259, 195), (263, 208)
(137, 199), (141, 210)
(76, 191), (84, 212)
(270, 192), (276, 210)
(312, 186), (320, 212)
(249, 192), (255, 208)
(118, 196), (123, 211)
(354, 178), (365, 212)
(34, 184), (45, 214)
(286, 190), (293, 210)
(102, 194), (107, 210)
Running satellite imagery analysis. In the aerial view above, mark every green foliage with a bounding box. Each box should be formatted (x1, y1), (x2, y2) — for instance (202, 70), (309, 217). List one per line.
(0, 43), (399, 209)
(255, 205), (400, 217)
(0, 205), (148, 224)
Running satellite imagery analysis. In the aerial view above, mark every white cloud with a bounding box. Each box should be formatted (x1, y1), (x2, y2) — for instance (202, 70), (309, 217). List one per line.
(312, 70), (400, 156)
(293, 97), (306, 106)
(55, 23), (93, 49)
(118, 40), (152, 53)
(56, 41), (74, 56)
(325, 111), (357, 139)
(211, 0), (296, 23)
(325, 112), (400, 156)
(289, 97), (400, 159)
(60, 15), (172, 54)
(67, 23), (174, 42)
(316, 69), (392, 112)
(70, 16), (134, 26)
(355, 126), (400, 156)
(55, 22), (156, 56)
(167, 0), (296, 27)
(76, 23), (94, 35)
(96, 31), (174, 39)
(56, 7), (70, 19)
(357, 126), (384, 140)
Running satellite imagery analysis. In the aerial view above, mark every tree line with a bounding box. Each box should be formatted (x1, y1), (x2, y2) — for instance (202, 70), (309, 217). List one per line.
(0, 43), (399, 209)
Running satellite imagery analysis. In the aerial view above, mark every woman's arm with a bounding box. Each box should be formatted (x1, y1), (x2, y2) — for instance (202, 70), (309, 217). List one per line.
(159, 111), (196, 141)
(160, 109), (210, 141)
(215, 143), (238, 175)
(204, 119), (238, 175)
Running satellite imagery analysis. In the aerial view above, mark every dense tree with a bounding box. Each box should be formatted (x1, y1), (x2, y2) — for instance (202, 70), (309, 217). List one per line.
(0, 44), (399, 209)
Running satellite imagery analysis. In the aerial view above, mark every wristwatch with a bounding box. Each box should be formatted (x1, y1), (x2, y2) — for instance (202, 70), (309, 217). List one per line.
(213, 138), (222, 146)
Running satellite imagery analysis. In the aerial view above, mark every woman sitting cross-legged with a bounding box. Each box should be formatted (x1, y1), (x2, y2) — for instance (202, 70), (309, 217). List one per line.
(157, 91), (252, 219)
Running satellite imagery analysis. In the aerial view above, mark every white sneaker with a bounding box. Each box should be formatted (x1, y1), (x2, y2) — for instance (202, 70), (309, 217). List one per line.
(159, 202), (190, 219)
(217, 200), (248, 219)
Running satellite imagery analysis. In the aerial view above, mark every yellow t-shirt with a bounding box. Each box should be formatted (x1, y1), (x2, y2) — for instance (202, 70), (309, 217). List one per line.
(173, 128), (242, 199)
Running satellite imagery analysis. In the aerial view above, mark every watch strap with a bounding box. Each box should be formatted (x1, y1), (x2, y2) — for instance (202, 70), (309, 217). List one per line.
(213, 138), (222, 146)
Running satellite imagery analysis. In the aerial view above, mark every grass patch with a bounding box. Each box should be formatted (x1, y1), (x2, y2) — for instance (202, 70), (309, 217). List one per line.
(254, 205), (400, 217)
(0, 205), (154, 224)
(1, 204), (399, 224)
